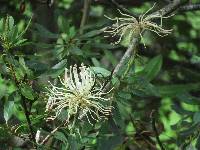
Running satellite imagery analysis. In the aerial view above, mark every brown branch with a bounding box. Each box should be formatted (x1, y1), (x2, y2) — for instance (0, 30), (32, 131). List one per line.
(180, 3), (200, 11)
(109, 0), (138, 18)
(39, 120), (68, 145)
(101, 0), (192, 90)
(112, 0), (190, 78)
(79, 0), (91, 34)
(112, 37), (139, 76)
(40, 126), (59, 145)
(147, 0), (189, 19)
(21, 96), (35, 145)
(150, 110), (165, 150)
(94, 0), (146, 6)
(4, 55), (36, 145)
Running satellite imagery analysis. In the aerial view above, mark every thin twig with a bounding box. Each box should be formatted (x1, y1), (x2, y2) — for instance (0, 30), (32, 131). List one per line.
(150, 110), (165, 150)
(129, 114), (157, 149)
(79, 0), (91, 34)
(4, 55), (35, 145)
(40, 126), (59, 145)
(102, 37), (139, 91)
(180, 3), (200, 11)
(21, 97), (36, 144)
(112, 0), (190, 77)
(112, 37), (139, 77)
(40, 121), (68, 145)
(104, 0), (190, 90)
(147, 0), (189, 20)
(121, 47), (137, 79)
(109, 0), (138, 18)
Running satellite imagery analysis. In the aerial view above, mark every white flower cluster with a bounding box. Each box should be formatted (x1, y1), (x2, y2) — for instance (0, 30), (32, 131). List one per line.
(104, 4), (172, 46)
(45, 64), (113, 125)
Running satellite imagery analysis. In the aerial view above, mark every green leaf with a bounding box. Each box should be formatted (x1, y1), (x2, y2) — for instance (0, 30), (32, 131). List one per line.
(19, 57), (27, 69)
(54, 131), (68, 145)
(129, 76), (160, 97)
(68, 134), (78, 150)
(118, 91), (132, 100)
(70, 47), (83, 56)
(80, 30), (102, 38)
(90, 67), (111, 77)
(69, 26), (76, 37)
(97, 134), (123, 150)
(91, 57), (101, 67)
(58, 16), (70, 33)
(140, 55), (162, 81)
(104, 50), (118, 66)
(7, 16), (14, 31)
(0, 76), (16, 98)
(196, 136), (200, 149)
(172, 103), (193, 115)
(0, 18), (4, 32)
(186, 144), (197, 150)
(15, 68), (25, 81)
(111, 76), (120, 88)
(19, 57), (32, 77)
(8, 25), (18, 42)
(91, 43), (118, 49)
(176, 93), (200, 105)
(193, 112), (200, 124)
(40, 59), (67, 78)
(35, 23), (59, 39)
(20, 84), (34, 100)
(158, 83), (200, 97)
(4, 101), (15, 123)
(52, 59), (67, 70)
(13, 39), (27, 47)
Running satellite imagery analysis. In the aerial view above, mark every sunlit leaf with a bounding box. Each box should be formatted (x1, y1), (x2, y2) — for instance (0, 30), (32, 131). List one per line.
(140, 55), (162, 81)
(158, 83), (200, 97)
(20, 84), (34, 100)
(35, 23), (59, 39)
(4, 101), (15, 123)
(90, 67), (111, 77)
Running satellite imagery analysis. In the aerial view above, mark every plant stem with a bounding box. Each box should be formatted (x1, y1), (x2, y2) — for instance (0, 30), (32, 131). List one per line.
(121, 48), (137, 79)
(79, 0), (91, 34)
(5, 55), (36, 145)
(105, 0), (189, 87)
(40, 120), (68, 145)
(21, 96), (35, 144)
(110, 0), (138, 18)
(113, 37), (139, 77)
(151, 110), (165, 150)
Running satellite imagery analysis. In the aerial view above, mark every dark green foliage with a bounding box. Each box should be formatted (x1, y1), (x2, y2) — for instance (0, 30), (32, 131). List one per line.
(0, 0), (200, 150)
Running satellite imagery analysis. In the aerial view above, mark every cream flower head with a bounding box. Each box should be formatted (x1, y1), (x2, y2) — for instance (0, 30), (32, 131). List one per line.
(104, 4), (173, 47)
(45, 64), (113, 125)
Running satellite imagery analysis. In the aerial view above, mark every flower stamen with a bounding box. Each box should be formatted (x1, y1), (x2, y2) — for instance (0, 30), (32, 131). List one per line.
(45, 64), (113, 125)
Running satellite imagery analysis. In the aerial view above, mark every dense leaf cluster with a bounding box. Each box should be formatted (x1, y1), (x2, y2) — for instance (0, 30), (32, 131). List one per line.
(0, 0), (200, 150)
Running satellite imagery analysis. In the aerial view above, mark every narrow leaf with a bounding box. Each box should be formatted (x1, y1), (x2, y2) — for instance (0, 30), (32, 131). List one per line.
(20, 84), (34, 100)
(4, 101), (15, 123)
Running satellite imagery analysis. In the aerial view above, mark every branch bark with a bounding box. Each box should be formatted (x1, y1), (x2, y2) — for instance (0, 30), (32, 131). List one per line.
(109, 0), (138, 18)
(21, 97), (35, 145)
(112, 38), (139, 77)
(112, 0), (190, 78)
(180, 3), (200, 11)
(147, 0), (189, 20)
(80, 0), (91, 34)
(38, 120), (68, 145)
(151, 110), (165, 150)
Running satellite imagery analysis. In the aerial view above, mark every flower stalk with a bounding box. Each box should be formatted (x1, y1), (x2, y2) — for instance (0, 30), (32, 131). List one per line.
(104, 4), (173, 47)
